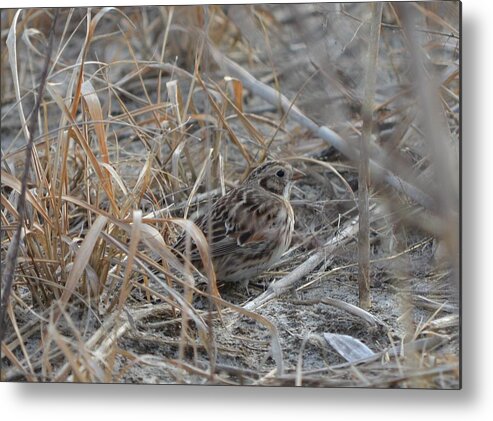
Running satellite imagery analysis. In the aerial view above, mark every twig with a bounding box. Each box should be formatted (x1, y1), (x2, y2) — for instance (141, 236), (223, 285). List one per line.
(1, 10), (59, 341)
(290, 297), (387, 328)
(358, 3), (383, 310)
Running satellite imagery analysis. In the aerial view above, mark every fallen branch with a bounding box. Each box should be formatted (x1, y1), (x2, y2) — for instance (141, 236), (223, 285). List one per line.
(244, 207), (373, 311)
(208, 45), (435, 210)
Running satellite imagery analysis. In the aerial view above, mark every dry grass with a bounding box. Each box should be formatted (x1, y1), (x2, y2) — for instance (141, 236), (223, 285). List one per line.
(1, 4), (459, 387)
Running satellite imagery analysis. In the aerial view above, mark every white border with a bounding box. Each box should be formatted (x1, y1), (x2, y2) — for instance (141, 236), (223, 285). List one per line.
(2, 0), (493, 420)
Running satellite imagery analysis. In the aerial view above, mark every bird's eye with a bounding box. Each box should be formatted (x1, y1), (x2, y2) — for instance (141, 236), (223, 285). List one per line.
(276, 169), (285, 178)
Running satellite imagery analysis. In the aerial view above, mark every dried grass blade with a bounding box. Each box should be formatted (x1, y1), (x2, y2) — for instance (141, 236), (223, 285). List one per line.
(1, 171), (53, 226)
(46, 84), (119, 211)
(121, 154), (152, 213)
(101, 233), (210, 340)
(183, 148), (212, 219)
(80, 81), (110, 163)
(100, 162), (129, 196)
(412, 3), (459, 35)
(6, 10), (29, 142)
(1, 342), (34, 381)
(49, 325), (86, 382)
(56, 215), (108, 318)
(171, 219), (219, 299)
(288, 156), (356, 202)
(60, 194), (113, 220)
(5, 305), (36, 380)
(195, 70), (253, 165)
(224, 76), (244, 113)
(322, 298), (386, 328)
(69, 8), (121, 117)
(80, 80), (116, 204)
(215, 81), (266, 149)
(118, 211), (142, 311)
(166, 80), (184, 126)
(216, 299), (284, 375)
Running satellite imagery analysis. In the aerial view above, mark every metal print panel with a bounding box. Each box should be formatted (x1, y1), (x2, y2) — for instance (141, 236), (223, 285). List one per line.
(0, 2), (460, 388)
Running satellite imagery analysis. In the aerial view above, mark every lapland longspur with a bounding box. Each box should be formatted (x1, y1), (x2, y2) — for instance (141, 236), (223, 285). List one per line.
(174, 160), (299, 285)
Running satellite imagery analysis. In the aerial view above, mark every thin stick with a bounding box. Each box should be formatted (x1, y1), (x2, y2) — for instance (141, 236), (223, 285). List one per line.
(358, 3), (383, 310)
(0, 11), (58, 341)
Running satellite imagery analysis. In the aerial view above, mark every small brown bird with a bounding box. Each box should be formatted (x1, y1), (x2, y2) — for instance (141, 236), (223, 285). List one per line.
(174, 160), (297, 286)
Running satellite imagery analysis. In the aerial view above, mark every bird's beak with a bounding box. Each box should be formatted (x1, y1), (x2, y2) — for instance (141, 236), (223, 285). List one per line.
(292, 168), (305, 181)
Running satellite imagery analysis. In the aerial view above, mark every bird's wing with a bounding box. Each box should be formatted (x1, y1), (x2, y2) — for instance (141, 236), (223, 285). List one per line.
(174, 190), (273, 260)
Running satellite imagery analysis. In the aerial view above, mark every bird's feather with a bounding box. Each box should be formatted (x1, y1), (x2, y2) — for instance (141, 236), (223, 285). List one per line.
(171, 160), (296, 283)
